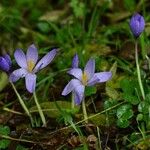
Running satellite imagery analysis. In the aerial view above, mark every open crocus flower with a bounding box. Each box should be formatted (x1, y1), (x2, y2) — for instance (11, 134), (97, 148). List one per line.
(0, 54), (12, 72)
(62, 57), (112, 105)
(10, 44), (57, 93)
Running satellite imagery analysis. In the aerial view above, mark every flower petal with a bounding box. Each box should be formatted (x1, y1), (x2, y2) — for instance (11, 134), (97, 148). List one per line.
(9, 68), (28, 82)
(25, 73), (36, 93)
(14, 49), (27, 68)
(94, 72), (112, 83)
(84, 59), (95, 80)
(33, 49), (57, 73)
(87, 75), (99, 86)
(0, 57), (10, 72)
(62, 79), (81, 96)
(3, 54), (12, 67)
(67, 68), (82, 80)
(72, 53), (79, 68)
(26, 44), (38, 65)
(74, 84), (85, 105)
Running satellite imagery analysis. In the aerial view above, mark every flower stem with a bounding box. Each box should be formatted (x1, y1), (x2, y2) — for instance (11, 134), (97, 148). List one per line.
(82, 98), (88, 123)
(10, 82), (34, 126)
(135, 40), (145, 100)
(33, 92), (46, 127)
(71, 93), (75, 109)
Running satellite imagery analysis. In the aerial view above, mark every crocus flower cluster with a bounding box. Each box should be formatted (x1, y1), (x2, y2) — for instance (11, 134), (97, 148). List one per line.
(0, 54), (12, 72)
(9, 44), (57, 93)
(129, 13), (145, 38)
(62, 54), (112, 105)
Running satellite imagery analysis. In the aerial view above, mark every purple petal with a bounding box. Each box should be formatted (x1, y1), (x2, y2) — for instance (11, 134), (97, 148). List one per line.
(25, 73), (36, 93)
(94, 72), (112, 83)
(87, 75), (99, 86)
(62, 79), (81, 96)
(74, 84), (85, 105)
(3, 54), (12, 67)
(9, 68), (28, 82)
(67, 68), (82, 80)
(26, 44), (38, 65)
(72, 54), (79, 68)
(14, 49), (27, 68)
(84, 59), (95, 80)
(33, 49), (57, 73)
(74, 93), (81, 105)
(0, 57), (10, 72)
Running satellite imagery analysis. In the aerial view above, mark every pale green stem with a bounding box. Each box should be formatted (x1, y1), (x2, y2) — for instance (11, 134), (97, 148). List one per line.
(82, 98), (88, 123)
(71, 93), (75, 109)
(97, 126), (102, 150)
(135, 41), (145, 100)
(11, 82), (34, 126)
(33, 92), (46, 127)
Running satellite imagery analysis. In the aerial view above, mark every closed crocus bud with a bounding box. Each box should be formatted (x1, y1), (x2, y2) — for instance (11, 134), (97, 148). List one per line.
(129, 13), (145, 38)
(0, 54), (12, 72)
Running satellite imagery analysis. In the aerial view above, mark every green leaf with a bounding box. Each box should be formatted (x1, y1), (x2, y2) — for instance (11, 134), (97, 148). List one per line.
(129, 132), (141, 142)
(136, 114), (143, 121)
(145, 93), (150, 103)
(120, 78), (140, 95)
(85, 86), (96, 97)
(104, 99), (117, 114)
(0, 125), (10, 136)
(138, 101), (149, 114)
(0, 139), (10, 149)
(30, 101), (80, 118)
(123, 94), (139, 105)
(117, 119), (129, 128)
(117, 104), (133, 120)
(120, 78), (134, 94)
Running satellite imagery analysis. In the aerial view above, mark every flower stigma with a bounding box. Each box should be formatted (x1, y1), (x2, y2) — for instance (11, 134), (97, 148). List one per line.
(27, 60), (35, 72)
(81, 72), (88, 85)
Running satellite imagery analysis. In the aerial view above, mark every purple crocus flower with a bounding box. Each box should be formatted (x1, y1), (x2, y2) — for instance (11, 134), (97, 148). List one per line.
(129, 13), (145, 38)
(9, 44), (57, 93)
(0, 54), (12, 72)
(62, 57), (112, 105)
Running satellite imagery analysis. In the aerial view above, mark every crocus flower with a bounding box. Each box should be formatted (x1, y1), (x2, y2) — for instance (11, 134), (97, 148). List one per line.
(0, 54), (12, 72)
(129, 13), (145, 38)
(10, 44), (57, 93)
(62, 57), (112, 105)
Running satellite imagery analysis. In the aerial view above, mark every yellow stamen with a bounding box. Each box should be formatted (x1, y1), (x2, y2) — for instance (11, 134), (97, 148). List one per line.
(82, 72), (88, 85)
(27, 60), (35, 72)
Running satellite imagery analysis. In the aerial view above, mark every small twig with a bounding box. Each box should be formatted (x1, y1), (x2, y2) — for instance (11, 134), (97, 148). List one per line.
(0, 134), (51, 145)
(3, 107), (23, 115)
